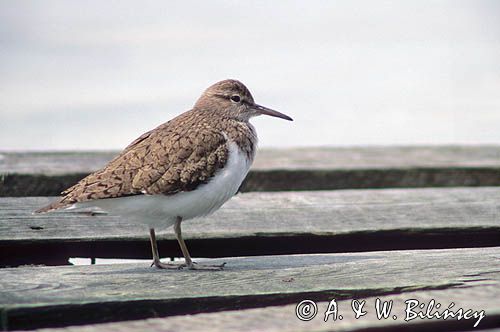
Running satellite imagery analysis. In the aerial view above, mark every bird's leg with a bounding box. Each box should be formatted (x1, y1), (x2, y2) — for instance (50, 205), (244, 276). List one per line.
(149, 222), (225, 270)
(174, 216), (226, 270)
(149, 228), (182, 269)
(173, 217), (193, 267)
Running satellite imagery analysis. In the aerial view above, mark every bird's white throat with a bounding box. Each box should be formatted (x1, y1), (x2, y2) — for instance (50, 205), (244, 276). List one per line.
(75, 140), (253, 229)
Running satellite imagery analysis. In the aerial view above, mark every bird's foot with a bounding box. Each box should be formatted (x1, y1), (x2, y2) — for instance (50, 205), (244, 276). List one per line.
(187, 261), (226, 271)
(151, 260), (185, 270)
(151, 260), (226, 271)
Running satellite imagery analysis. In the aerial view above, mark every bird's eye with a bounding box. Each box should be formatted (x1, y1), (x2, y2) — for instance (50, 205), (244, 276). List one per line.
(230, 95), (241, 103)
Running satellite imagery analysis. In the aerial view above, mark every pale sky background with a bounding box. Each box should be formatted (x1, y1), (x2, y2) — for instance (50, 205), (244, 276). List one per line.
(1, 0), (499, 150)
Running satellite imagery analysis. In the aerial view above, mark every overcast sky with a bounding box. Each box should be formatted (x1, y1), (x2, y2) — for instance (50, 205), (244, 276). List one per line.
(1, 1), (499, 150)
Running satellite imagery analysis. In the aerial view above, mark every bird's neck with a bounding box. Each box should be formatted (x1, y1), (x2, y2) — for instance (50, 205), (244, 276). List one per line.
(217, 118), (258, 162)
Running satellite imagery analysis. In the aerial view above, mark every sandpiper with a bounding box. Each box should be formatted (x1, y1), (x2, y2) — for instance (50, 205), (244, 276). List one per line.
(36, 79), (293, 270)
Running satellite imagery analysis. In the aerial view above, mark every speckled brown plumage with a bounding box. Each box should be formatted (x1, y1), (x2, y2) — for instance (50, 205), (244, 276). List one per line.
(35, 79), (293, 271)
(35, 79), (294, 214)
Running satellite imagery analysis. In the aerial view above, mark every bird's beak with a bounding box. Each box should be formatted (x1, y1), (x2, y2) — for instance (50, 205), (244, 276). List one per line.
(252, 104), (293, 121)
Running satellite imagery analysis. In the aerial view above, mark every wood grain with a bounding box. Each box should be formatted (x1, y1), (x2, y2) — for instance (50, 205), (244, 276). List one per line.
(2, 146), (500, 174)
(1, 247), (499, 330)
(2, 146), (500, 196)
(34, 282), (500, 332)
(1, 187), (499, 266)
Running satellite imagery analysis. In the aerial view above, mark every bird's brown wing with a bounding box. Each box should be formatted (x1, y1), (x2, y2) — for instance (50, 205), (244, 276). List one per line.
(36, 114), (229, 213)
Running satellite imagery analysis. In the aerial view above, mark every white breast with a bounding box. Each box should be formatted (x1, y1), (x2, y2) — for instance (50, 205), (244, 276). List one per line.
(76, 140), (253, 230)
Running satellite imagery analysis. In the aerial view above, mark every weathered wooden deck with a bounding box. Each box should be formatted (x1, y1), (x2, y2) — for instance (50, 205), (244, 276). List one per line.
(2, 146), (500, 196)
(2, 248), (499, 330)
(1, 188), (500, 266)
(1, 147), (499, 331)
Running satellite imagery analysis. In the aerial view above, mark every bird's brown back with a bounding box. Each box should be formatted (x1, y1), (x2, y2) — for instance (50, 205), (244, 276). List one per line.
(36, 108), (256, 213)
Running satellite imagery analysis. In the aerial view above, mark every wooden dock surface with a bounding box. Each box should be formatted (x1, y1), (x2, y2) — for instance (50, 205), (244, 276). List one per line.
(34, 280), (500, 332)
(1, 247), (499, 330)
(2, 146), (500, 196)
(1, 147), (499, 331)
(3, 146), (500, 174)
(1, 187), (499, 266)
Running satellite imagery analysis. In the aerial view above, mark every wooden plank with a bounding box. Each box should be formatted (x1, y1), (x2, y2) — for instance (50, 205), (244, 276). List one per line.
(33, 282), (500, 332)
(3, 146), (500, 174)
(1, 188), (500, 266)
(2, 146), (500, 196)
(0, 247), (499, 330)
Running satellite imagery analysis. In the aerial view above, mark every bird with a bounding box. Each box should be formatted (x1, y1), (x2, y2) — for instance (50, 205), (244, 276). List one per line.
(35, 79), (293, 270)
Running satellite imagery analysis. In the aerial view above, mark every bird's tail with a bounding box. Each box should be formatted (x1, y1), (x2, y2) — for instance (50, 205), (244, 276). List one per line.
(34, 198), (68, 214)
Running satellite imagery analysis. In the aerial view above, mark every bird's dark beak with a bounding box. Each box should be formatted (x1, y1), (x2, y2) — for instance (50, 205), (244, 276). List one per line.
(252, 104), (293, 121)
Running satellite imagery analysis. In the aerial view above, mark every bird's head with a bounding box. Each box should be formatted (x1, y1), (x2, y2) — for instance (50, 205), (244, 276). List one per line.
(194, 79), (293, 122)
